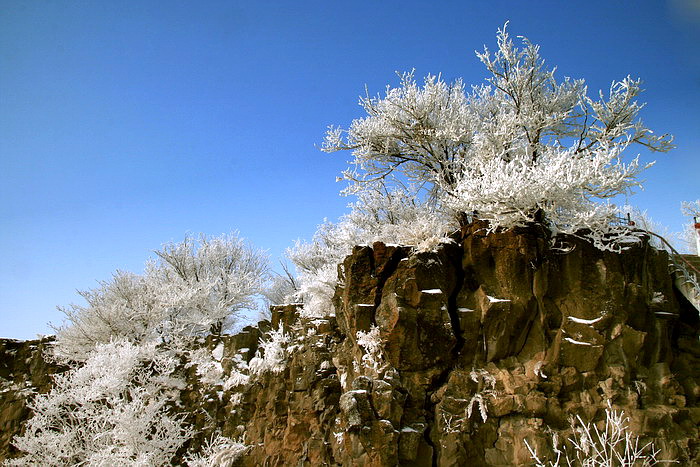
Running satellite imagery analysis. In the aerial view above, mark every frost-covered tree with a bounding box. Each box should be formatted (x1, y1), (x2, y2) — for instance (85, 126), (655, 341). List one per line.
(683, 200), (700, 219)
(28, 232), (269, 463)
(148, 232), (269, 336)
(323, 24), (673, 250)
(52, 271), (163, 361)
(260, 262), (300, 315)
(7, 340), (190, 466)
(53, 232), (269, 360)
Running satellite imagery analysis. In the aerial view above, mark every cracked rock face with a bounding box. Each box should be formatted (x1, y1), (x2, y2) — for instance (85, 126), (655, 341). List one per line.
(326, 224), (700, 466)
(2, 226), (700, 466)
(0, 337), (65, 461)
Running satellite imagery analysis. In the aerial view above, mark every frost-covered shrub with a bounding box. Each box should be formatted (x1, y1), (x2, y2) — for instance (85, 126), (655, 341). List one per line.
(466, 369), (497, 423)
(525, 402), (661, 466)
(225, 373), (250, 391)
(187, 343), (226, 387)
(287, 215), (363, 318)
(344, 188), (457, 251)
(8, 340), (190, 467)
(186, 342), (252, 390)
(249, 326), (292, 376)
(445, 150), (651, 251)
(355, 325), (386, 374)
(289, 188), (455, 317)
(185, 435), (248, 467)
(323, 24), (672, 252)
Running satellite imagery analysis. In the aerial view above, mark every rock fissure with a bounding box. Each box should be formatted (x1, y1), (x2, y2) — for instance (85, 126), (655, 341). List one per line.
(371, 245), (407, 317)
(424, 419), (439, 467)
(446, 243), (466, 359)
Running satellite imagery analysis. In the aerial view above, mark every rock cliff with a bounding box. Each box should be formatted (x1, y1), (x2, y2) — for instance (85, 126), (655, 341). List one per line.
(2, 224), (699, 465)
(0, 337), (65, 460)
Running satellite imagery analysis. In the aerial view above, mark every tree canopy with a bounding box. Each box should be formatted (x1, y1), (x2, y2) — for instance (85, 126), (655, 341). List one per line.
(323, 24), (673, 250)
(53, 232), (269, 360)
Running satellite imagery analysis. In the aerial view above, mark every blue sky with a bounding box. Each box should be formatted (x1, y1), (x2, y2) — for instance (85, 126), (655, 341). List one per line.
(1, 0), (699, 339)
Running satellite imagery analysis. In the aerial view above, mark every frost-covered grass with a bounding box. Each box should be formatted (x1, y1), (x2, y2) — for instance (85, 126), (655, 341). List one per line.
(185, 435), (248, 467)
(525, 402), (661, 466)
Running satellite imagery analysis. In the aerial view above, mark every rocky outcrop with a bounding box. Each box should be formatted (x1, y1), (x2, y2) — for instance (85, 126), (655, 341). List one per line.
(318, 225), (694, 464)
(2, 224), (700, 465)
(0, 337), (66, 460)
(237, 224), (700, 465)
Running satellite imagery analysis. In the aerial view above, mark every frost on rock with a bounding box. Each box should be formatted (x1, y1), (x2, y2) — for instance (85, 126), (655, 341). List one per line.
(567, 315), (603, 325)
(564, 337), (593, 346)
(533, 361), (548, 379)
(487, 295), (511, 303)
(211, 343), (225, 362)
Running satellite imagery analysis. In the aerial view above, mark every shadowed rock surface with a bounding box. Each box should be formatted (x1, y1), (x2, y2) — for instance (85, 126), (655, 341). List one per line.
(0, 337), (66, 460)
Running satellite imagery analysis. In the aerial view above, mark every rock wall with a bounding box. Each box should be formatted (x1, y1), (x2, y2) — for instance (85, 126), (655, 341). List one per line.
(0, 337), (65, 460)
(320, 224), (700, 465)
(2, 224), (700, 466)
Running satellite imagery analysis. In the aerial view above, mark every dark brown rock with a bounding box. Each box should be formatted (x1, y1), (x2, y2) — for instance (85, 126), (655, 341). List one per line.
(0, 337), (66, 463)
(3, 228), (700, 466)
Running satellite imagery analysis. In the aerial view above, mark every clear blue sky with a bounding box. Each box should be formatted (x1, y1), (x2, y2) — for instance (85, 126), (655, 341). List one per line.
(2, 0), (699, 339)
